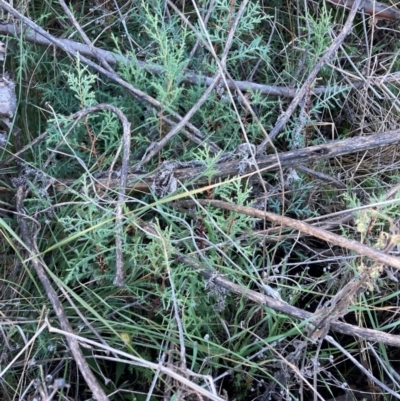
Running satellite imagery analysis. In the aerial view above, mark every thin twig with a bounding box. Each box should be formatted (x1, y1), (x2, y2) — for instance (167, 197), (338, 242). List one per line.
(297, 165), (347, 189)
(367, 342), (400, 391)
(186, 0), (216, 63)
(326, 335), (400, 400)
(14, 185), (108, 401)
(257, 0), (363, 150)
(0, 1), (216, 155)
(58, 286), (118, 358)
(176, 199), (400, 270)
(58, 0), (114, 72)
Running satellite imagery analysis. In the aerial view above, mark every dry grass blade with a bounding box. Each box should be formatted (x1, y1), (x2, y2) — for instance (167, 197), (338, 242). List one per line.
(14, 186), (108, 401)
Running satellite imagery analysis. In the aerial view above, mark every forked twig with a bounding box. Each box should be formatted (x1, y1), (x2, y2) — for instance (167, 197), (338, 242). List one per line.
(257, 0), (363, 150)
(176, 255), (400, 347)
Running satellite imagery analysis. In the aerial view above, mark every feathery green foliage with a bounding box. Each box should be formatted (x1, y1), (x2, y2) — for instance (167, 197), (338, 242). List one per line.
(1, 1), (400, 400)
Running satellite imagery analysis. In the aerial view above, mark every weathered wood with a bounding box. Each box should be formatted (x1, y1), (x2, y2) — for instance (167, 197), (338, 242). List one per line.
(54, 129), (400, 194)
(327, 0), (400, 21)
(177, 254), (400, 348)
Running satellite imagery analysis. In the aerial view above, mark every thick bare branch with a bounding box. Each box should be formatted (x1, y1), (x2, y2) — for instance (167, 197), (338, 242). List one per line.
(52, 128), (400, 194)
(177, 255), (400, 347)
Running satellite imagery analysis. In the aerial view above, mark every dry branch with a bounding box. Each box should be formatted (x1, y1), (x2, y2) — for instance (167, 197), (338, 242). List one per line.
(327, 0), (400, 21)
(176, 199), (400, 270)
(0, 22), (393, 101)
(53, 128), (400, 194)
(177, 255), (400, 347)
(15, 185), (108, 401)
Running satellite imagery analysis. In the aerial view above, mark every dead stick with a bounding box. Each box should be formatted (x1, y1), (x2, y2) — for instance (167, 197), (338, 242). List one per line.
(326, 0), (400, 21)
(176, 199), (400, 270)
(15, 185), (108, 401)
(53, 128), (400, 194)
(176, 254), (400, 347)
(258, 0), (363, 150)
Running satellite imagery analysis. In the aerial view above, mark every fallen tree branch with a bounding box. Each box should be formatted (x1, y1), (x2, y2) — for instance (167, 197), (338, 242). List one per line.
(175, 199), (400, 270)
(0, 22), (393, 100)
(52, 128), (400, 194)
(176, 254), (400, 347)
